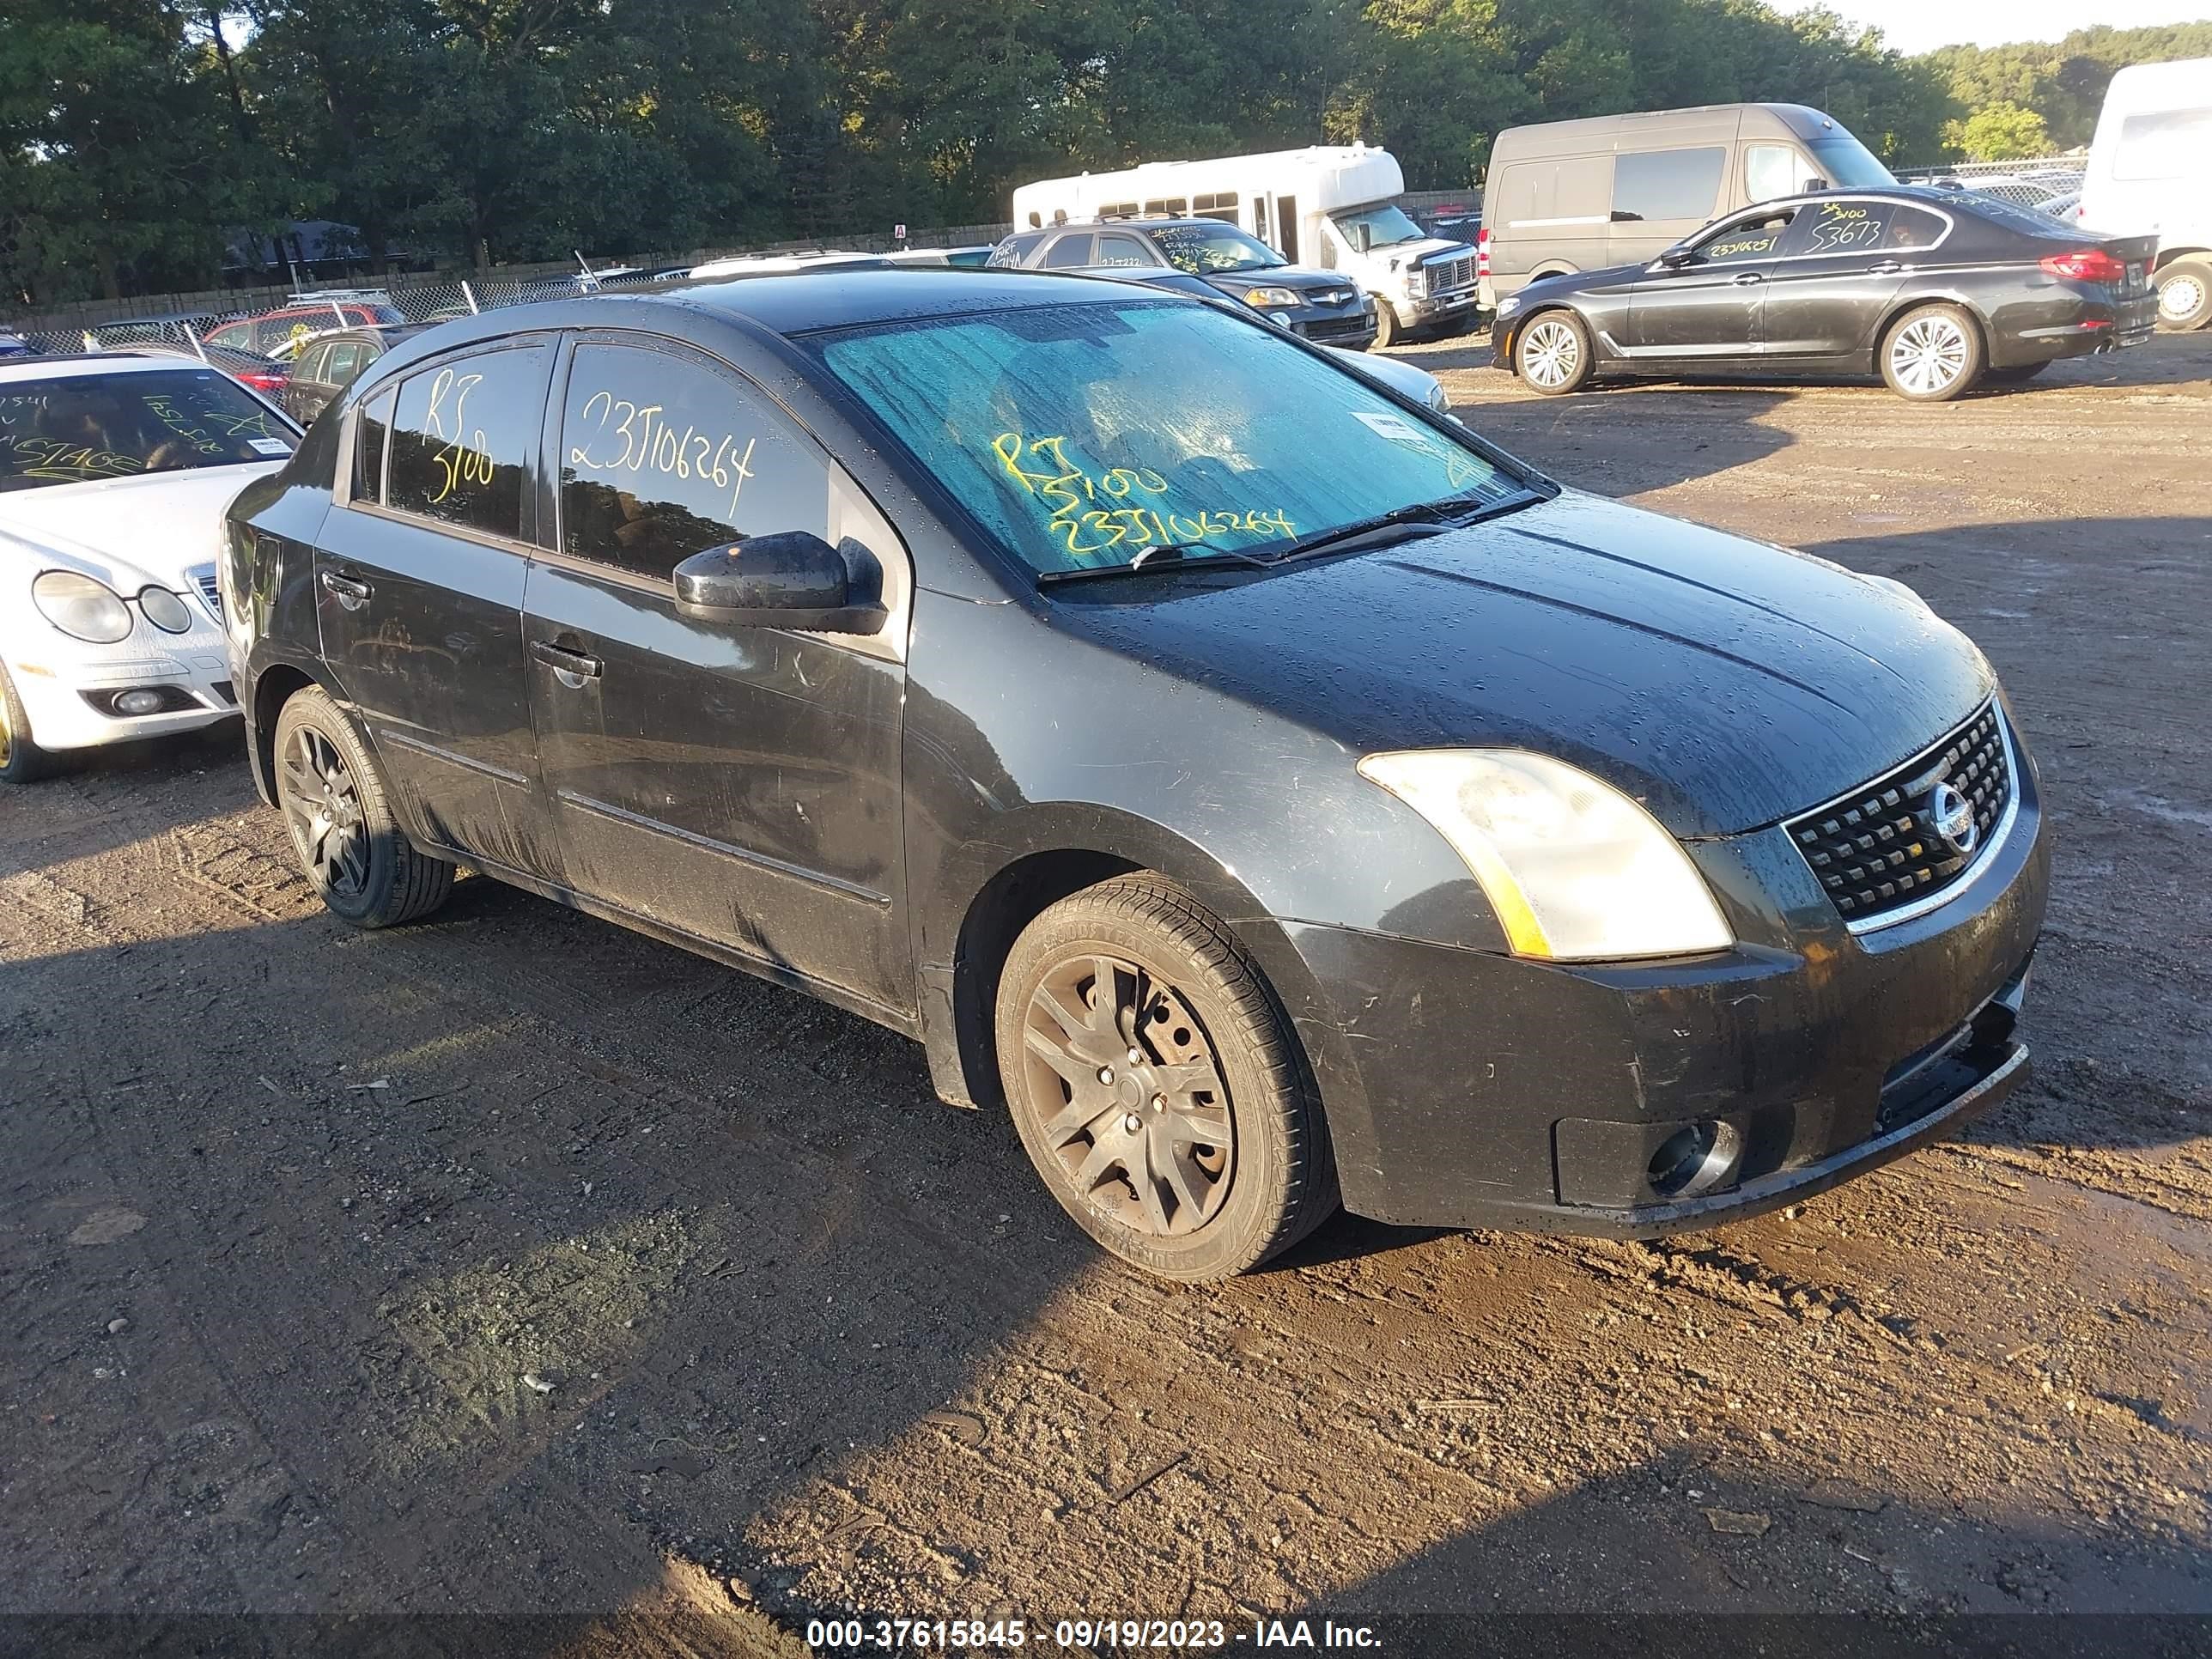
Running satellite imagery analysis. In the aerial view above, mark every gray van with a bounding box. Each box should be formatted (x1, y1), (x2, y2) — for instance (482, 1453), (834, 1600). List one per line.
(1480, 104), (1896, 307)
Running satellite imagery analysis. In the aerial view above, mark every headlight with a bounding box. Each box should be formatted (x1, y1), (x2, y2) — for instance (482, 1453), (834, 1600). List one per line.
(1405, 267), (1430, 297)
(1356, 750), (1733, 961)
(32, 571), (133, 644)
(138, 586), (193, 634)
(1494, 295), (1523, 318)
(1244, 286), (1303, 308)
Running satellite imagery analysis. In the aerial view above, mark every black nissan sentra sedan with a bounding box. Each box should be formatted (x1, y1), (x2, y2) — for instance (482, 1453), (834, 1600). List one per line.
(1492, 185), (2158, 400)
(222, 271), (2046, 1280)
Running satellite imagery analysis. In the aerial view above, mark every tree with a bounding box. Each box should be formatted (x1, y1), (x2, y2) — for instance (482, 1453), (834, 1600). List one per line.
(1944, 100), (2051, 161)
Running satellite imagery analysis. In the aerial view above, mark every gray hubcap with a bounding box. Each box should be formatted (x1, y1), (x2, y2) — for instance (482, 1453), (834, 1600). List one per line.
(280, 725), (369, 897)
(1019, 953), (1234, 1237)
(2160, 270), (2206, 323)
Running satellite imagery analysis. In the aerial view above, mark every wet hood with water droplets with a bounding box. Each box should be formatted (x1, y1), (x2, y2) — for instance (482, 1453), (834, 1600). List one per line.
(1057, 489), (1995, 839)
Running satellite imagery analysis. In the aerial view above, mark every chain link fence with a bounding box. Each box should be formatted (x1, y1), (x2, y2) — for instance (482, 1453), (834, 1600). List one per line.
(1895, 155), (2087, 207)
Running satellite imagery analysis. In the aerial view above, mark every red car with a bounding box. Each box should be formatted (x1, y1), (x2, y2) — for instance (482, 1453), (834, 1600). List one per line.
(204, 296), (407, 357)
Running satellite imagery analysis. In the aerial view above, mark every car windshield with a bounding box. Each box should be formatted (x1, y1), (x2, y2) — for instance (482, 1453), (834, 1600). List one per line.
(1330, 204), (1427, 250)
(806, 299), (1522, 576)
(1148, 222), (1285, 275)
(0, 368), (295, 493)
(1809, 134), (1896, 190)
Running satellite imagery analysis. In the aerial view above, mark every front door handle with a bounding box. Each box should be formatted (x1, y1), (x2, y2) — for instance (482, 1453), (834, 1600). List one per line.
(530, 639), (603, 685)
(320, 569), (371, 610)
(1732, 270), (1765, 285)
(1869, 260), (1905, 275)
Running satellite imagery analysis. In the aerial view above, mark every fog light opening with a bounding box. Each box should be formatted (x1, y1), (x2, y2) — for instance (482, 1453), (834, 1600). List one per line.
(113, 689), (167, 717)
(1647, 1119), (1743, 1200)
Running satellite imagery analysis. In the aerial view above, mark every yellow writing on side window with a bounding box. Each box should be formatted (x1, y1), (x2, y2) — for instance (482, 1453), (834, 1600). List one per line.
(991, 431), (1296, 560)
(568, 390), (758, 521)
(422, 368), (494, 504)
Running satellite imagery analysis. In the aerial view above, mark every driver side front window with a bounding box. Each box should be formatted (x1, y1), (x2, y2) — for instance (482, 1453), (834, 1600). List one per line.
(1693, 211), (1796, 264)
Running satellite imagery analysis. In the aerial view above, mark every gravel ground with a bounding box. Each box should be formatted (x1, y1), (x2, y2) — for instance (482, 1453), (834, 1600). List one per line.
(3, 334), (2209, 1656)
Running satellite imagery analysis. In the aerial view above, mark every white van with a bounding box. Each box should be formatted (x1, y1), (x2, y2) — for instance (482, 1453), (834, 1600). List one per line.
(1011, 146), (1479, 346)
(2081, 58), (2212, 331)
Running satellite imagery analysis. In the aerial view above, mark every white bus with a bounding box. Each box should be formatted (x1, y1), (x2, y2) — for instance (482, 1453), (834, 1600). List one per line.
(1010, 145), (1480, 346)
(2082, 58), (2212, 331)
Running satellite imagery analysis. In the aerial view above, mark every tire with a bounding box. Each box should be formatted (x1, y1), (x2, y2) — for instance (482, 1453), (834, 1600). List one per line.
(1371, 301), (1398, 350)
(0, 659), (58, 784)
(994, 873), (1338, 1281)
(2154, 258), (2212, 332)
(1880, 303), (1984, 402)
(271, 684), (453, 927)
(1984, 361), (2050, 386)
(1514, 309), (1595, 394)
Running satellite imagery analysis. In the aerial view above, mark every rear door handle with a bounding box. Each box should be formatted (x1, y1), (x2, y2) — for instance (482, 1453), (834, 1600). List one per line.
(530, 639), (603, 684)
(1869, 260), (1905, 274)
(1732, 271), (1765, 285)
(320, 569), (370, 609)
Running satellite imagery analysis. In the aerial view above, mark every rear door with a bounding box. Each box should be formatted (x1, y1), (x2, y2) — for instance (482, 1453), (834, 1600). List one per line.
(313, 339), (556, 871)
(1622, 209), (1793, 358)
(1761, 198), (1950, 360)
(522, 332), (910, 1011)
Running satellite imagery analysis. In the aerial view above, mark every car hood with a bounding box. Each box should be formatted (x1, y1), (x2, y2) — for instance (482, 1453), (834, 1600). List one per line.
(0, 463), (282, 592)
(1056, 489), (1995, 839)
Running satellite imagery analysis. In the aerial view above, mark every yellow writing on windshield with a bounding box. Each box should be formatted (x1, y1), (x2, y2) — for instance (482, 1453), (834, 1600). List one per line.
(992, 431), (1295, 560)
(0, 434), (145, 480)
(143, 394), (225, 456)
(568, 390), (758, 521)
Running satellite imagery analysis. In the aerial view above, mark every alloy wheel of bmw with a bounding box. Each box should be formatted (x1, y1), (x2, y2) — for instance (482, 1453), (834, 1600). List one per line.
(1888, 315), (1968, 396)
(280, 724), (372, 902)
(1018, 951), (1237, 1239)
(1520, 318), (1581, 390)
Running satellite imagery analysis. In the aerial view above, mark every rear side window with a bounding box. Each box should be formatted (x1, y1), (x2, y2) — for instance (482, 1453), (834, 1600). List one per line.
(384, 344), (547, 537)
(1042, 234), (1096, 269)
(355, 386), (393, 500)
(1093, 233), (1153, 267)
(1613, 147), (1727, 222)
(295, 343), (333, 382)
(988, 232), (1044, 268)
(556, 340), (830, 582)
(324, 344), (363, 384)
(1786, 199), (1947, 256)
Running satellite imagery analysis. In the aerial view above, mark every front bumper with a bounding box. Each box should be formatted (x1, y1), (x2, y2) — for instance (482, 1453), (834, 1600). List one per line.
(1291, 307), (1379, 349)
(1395, 289), (1481, 333)
(1287, 745), (2049, 1235)
(5, 617), (239, 751)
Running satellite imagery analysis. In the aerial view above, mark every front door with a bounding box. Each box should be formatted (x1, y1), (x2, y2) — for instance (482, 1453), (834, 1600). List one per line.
(313, 339), (554, 869)
(1760, 198), (1950, 361)
(523, 333), (909, 1013)
(1623, 209), (1795, 359)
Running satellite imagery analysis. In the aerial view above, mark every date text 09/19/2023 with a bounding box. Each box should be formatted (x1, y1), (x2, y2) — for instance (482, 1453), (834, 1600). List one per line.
(804, 1616), (1384, 1649)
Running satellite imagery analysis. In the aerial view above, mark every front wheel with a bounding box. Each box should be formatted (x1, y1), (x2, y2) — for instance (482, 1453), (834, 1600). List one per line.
(1515, 311), (1595, 394)
(272, 685), (453, 927)
(1881, 303), (1984, 402)
(2155, 258), (2212, 332)
(994, 874), (1337, 1281)
(1370, 302), (1399, 350)
(0, 660), (58, 784)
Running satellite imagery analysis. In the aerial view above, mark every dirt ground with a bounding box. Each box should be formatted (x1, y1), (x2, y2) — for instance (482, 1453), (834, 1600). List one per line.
(4, 334), (2209, 1657)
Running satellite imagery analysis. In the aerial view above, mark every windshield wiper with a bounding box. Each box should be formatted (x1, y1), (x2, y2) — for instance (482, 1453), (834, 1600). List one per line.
(1263, 488), (1547, 566)
(1035, 541), (1274, 588)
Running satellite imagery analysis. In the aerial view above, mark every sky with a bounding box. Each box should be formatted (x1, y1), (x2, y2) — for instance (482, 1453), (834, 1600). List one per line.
(1781, 2), (2212, 55)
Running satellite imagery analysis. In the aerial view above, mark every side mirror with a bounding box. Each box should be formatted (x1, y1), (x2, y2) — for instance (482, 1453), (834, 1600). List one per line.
(672, 532), (886, 635)
(1356, 223), (1373, 254)
(1658, 246), (1695, 269)
(1805, 176), (1828, 191)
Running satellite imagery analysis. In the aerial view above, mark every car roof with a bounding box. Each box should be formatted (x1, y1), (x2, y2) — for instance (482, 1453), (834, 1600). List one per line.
(1755, 184), (1969, 211)
(428, 268), (1173, 343)
(0, 353), (216, 383)
(1053, 216), (1238, 233)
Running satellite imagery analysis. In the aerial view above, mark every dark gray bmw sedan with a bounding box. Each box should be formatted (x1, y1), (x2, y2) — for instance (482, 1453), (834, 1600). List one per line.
(222, 270), (2045, 1280)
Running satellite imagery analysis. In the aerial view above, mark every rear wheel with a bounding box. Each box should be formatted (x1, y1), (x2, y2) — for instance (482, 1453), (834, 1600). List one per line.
(272, 685), (453, 927)
(2155, 258), (2212, 332)
(1880, 304), (1984, 402)
(1515, 310), (1595, 395)
(0, 660), (58, 784)
(995, 874), (1337, 1281)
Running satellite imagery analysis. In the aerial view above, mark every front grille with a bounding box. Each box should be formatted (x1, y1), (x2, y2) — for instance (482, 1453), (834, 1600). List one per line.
(1787, 701), (2014, 927)
(1423, 253), (1475, 294)
(191, 563), (222, 622)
